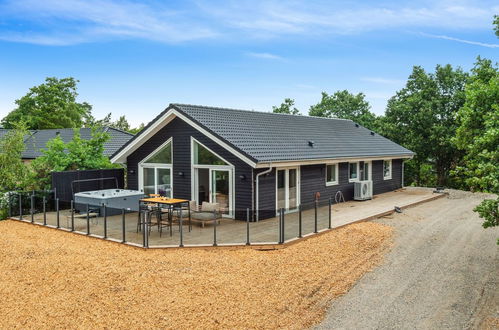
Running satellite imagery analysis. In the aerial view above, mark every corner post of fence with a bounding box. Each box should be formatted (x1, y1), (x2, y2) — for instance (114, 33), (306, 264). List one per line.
(86, 204), (90, 235)
(43, 196), (46, 225)
(246, 208), (250, 245)
(18, 192), (22, 220)
(314, 200), (318, 233)
(213, 212), (218, 247)
(144, 210), (148, 248)
(278, 210), (282, 244)
(103, 205), (107, 239)
(121, 209), (126, 243)
(298, 204), (302, 238)
(179, 208), (184, 247)
(70, 200), (74, 231)
(30, 193), (34, 223)
(328, 197), (332, 229)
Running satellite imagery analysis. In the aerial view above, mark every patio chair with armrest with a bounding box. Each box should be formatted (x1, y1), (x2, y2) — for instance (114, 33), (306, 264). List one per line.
(190, 202), (222, 228)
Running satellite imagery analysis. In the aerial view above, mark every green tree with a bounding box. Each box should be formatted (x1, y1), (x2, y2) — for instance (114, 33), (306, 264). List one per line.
(309, 90), (377, 129)
(453, 58), (499, 242)
(272, 98), (300, 115)
(112, 115), (131, 132)
(0, 123), (30, 191)
(129, 123), (144, 135)
(1, 77), (92, 129)
(381, 65), (467, 186)
(31, 128), (118, 189)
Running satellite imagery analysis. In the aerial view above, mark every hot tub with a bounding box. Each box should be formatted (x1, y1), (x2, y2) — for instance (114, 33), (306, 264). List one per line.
(74, 189), (145, 215)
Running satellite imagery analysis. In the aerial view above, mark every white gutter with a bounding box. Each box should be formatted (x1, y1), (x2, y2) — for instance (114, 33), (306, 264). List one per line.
(255, 163), (273, 221)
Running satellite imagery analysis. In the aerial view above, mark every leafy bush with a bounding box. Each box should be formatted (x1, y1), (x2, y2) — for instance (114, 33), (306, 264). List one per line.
(474, 197), (499, 244)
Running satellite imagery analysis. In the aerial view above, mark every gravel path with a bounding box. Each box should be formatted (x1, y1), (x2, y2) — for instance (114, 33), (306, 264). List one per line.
(317, 190), (499, 329)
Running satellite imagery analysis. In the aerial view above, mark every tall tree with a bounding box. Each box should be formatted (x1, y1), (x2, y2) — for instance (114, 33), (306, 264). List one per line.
(1, 77), (92, 129)
(453, 58), (499, 242)
(272, 98), (300, 115)
(381, 65), (467, 186)
(494, 15), (499, 37)
(112, 115), (131, 132)
(309, 90), (377, 129)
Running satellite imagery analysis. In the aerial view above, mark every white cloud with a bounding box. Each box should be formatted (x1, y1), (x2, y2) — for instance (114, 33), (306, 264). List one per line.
(0, 0), (217, 45)
(0, 0), (497, 45)
(246, 52), (283, 60)
(420, 33), (499, 48)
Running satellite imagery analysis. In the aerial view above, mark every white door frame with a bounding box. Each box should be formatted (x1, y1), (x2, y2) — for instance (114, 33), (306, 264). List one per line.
(191, 137), (235, 218)
(361, 160), (372, 181)
(275, 167), (301, 215)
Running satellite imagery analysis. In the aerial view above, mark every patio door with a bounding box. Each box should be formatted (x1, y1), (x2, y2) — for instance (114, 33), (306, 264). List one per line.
(276, 168), (300, 214)
(194, 167), (233, 217)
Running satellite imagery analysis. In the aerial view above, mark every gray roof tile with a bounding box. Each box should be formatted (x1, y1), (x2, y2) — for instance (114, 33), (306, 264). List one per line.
(1, 127), (133, 159)
(171, 104), (413, 163)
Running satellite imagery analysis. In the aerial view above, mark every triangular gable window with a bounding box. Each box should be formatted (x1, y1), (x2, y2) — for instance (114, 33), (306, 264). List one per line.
(143, 141), (172, 164)
(193, 141), (227, 165)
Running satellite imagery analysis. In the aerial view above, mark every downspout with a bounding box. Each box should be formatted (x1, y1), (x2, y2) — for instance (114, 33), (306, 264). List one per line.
(255, 163), (273, 221)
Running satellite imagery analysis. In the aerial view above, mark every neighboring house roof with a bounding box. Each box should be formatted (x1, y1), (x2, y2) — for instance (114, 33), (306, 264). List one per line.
(111, 104), (414, 167)
(0, 127), (134, 159)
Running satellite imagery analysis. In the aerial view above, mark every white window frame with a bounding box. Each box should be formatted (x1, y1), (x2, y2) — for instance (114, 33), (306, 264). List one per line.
(383, 159), (392, 180)
(138, 138), (173, 196)
(190, 137), (235, 218)
(348, 162), (360, 183)
(360, 160), (372, 181)
(275, 166), (301, 215)
(325, 163), (339, 186)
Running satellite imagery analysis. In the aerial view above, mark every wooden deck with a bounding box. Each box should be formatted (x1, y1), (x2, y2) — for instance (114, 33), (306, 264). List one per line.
(13, 188), (442, 247)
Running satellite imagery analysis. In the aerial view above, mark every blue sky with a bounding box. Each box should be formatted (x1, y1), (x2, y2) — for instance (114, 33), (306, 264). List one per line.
(0, 0), (497, 127)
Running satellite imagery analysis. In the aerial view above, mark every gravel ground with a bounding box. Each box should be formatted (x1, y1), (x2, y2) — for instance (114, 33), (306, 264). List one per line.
(316, 190), (499, 329)
(0, 219), (392, 329)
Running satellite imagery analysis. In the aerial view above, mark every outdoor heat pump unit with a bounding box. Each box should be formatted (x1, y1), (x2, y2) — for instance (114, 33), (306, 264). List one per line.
(354, 181), (373, 200)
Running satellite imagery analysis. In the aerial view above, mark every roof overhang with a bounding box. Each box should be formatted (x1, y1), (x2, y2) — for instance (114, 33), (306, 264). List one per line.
(254, 154), (414, 168)
(110, 106), (258, 168)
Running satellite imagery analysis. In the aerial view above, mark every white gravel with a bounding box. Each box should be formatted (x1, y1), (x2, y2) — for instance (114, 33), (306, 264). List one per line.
(316, 189), (499, 329)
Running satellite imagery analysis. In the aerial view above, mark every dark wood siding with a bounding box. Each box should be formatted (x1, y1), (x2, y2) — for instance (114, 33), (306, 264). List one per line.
(126, 117), (253, 220)
(255, 158), (404, 220)
(372, 159), (403, 194)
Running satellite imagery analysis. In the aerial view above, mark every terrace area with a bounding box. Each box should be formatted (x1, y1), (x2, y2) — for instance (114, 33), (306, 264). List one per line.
(9, 187), (442, 248)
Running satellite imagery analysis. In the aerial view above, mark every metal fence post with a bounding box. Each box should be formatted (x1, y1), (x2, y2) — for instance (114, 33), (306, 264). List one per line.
(43, 196), (46, 225)
(282, 208), (286, 242)
(18, 192), (22, 220)
(314, 200), (318, 233)
(298, 204), (302, 238)
(179, 208), (184, 247)
(121, 209), (126, 243)
(246, 208), (250, 245)
(213, 214), (218, 247)
(278, 210), (282, 243)
(86, 204), (90, 235)
(30, 193), (34, 223)
(56, 198), (60, 228)
(8, 193), (12, 218)
(328, 197), (332, 229)
(103, 205), (107, 239)
(70, 200), (74, 231)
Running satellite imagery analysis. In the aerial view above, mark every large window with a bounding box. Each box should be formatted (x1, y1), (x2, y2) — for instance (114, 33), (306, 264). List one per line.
(383, 160), (392, 180)
(140, 140), (172, 197)
(193, 141), (227, 165)
(349, 162), (359, 182)
(360, 161), (370, 181)
(326, 164), (338, 185)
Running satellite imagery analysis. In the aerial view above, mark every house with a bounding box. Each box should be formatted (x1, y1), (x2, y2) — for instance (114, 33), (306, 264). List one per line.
(110, 104), (414, 220)
(0, 127), (134, 162)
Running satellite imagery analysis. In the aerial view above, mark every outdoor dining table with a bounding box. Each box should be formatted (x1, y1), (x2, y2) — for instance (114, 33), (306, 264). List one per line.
(139, 197), (191, 236)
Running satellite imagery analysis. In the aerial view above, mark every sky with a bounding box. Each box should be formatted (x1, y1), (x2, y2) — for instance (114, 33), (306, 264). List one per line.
(0, 0), (498, 127)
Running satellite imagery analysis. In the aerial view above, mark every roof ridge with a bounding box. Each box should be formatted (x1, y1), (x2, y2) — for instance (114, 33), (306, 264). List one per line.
(104, 126), (135, 136)
(171, 103), (354, 122)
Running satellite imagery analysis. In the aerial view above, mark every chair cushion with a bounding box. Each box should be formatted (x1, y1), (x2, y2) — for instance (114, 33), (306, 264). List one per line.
(191, 211), (215, 221)
(201, 202), (219, 212)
